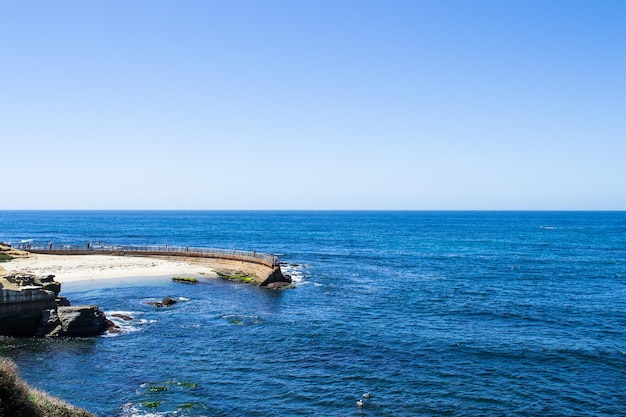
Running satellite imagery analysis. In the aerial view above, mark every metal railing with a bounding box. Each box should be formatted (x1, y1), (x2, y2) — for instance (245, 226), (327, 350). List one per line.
(25, 244), (279, 267)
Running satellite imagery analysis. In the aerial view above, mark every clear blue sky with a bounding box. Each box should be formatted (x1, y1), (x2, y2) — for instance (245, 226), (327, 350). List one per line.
(1, 0), (624, 210)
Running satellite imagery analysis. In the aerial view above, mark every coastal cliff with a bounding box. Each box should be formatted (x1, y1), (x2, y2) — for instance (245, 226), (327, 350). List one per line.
(0, 271), (110, 338)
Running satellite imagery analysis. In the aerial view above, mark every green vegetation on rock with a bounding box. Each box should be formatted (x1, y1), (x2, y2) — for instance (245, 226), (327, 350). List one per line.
(141, 401), (161, 409)
(173, 381), (198, 388)
(172, 276), (199, 284)
(0, 358), (94, 417)
(179, 402), (207, 410)
(146, 385), (170, 392)
(215, 271), (256, 284)
(0, 253), (11, 263)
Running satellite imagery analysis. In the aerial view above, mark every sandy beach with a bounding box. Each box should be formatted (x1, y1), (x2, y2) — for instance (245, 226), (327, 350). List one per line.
(2, 253), (219, 282)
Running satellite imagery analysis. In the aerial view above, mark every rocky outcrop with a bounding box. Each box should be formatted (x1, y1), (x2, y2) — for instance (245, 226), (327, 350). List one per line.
(0, 275), (59, 337)
(56, 305), (109, 337)
(147, 297), (178, 307)
(265, 281), (294, 290)
(260, 265), (292, 287)
(0, 273), (111, 338)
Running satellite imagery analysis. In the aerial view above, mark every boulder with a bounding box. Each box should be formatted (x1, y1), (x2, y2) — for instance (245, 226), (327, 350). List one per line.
(265, 281), (294, 290)
(57, 305), (109, 337)
(105, 319), (121, 334)
(148, 297), (177, 307)
(162, 297), (177, 306)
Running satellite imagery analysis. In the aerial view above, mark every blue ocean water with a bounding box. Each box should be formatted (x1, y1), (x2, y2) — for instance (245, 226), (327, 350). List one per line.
(1, 211), (625, 416)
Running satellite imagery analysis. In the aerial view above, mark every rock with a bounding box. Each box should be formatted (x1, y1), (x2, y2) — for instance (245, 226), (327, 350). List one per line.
(148, 297), (177, 308)
(0, 273), (107, 338)
(259, 265), (291, 287)
(55, 296), (71, 307)
(42, 282), (61, 296)
(265, 281), (294, 290)
(36, 309), (63, 337)
(57, 305), (109, 337)
(162, 297), (177, 306)
(38, 274), (56, 283)
(0, 286), (57, 336)
(105, 319), (121, 333)
(111, 313), (133, 321)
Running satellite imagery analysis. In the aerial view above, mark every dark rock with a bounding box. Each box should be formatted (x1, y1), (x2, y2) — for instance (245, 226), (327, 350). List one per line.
(265, 281), (294, 290)
(259, 265), (291, 287)
(15, 275), (33, 284)
(148, 297), (178, 308)
(55, 296), (71, 307)
(0, 287), (57, 336)
(105, 319), (121, 333)
(36, 309), (62, 337)
(57, 305), (109, 337)
(38, 274), (56, 283)
(162, 297), (177, 306)
(1, 274), (108, 338)
(111, 313), (133, 321)
(42, 282), (61, 296)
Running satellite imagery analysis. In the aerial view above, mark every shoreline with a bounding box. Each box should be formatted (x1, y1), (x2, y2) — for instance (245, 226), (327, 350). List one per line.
(2, 253), (220, 283)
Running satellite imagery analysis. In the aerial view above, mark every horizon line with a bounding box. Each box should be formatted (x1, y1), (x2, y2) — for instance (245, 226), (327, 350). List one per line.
(1, 209), (625, 213)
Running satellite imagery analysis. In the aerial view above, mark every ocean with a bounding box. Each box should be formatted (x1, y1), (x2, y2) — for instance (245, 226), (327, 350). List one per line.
(1, 211), (625, 416)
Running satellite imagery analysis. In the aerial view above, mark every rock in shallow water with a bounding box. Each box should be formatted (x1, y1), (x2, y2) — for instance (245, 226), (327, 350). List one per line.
(148, 297), (178, 307)
(57, 305), (109, 337)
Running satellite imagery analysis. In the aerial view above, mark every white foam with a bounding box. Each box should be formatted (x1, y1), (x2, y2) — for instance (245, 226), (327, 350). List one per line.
(105, 311), (156, 336)
(281, 263), (308, 285)
(117, 403), (170, 416)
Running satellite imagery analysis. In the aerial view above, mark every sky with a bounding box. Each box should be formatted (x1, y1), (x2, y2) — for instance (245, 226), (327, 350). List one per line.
(1, 0), (624, 210)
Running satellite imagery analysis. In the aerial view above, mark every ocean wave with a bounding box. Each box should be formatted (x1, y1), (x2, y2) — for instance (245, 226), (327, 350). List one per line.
(105, 311), (156, 336)
(116, 403), (171, 417)
(281, 262), (308, 285)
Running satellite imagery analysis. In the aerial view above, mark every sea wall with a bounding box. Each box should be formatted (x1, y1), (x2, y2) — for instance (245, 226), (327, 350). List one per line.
(186, 257), (287, 286)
